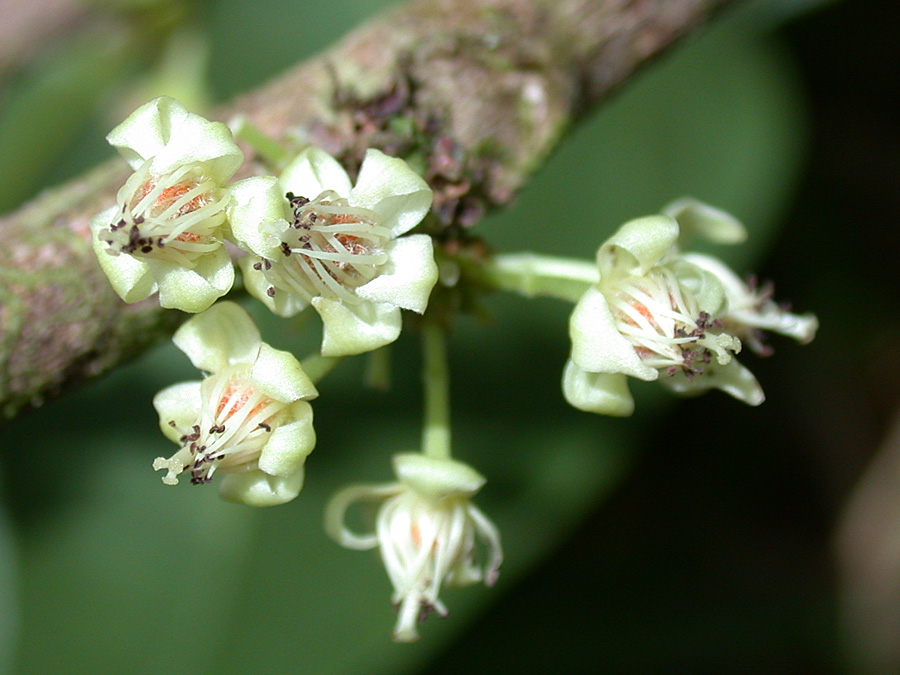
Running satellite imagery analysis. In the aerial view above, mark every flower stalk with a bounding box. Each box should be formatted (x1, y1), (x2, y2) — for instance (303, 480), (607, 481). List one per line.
(463, 252), (598, 303)
(422, 320), (451, 461)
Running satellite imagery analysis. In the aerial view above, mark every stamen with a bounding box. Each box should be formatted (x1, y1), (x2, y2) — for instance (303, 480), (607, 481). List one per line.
(261, 191), (391, 304)
(153, 368), (288, 486)
(609, 269), (739, 375)
(99, 162), (229, 266)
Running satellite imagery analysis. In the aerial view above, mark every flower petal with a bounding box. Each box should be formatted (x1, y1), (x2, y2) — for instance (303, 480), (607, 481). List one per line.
(324, 482), (403, 550)
(658, 358), (765, 406)
(313, 297), (402, 356)
(251, 344), (318, 402)
(597, 215), (679, 277)
(663, 197), (747, 245)
(172, 301), (261, 373)
(569, 286), (657, 381)
(350, 149), (432, 237)
(280, 146), (352, 200)
(227, 176), (286, 255)
(152, 381), (202, 442)
(107, 97), (242, 182)
(217, 468), (305, 507)
(151, 246), (235, 313)
(90, 207), (158, 302)
(670, 258), (728, 317)
(682, 253), (819, 344)
(393, 453), (486, 501)
(257, 401), (316, 477)
(355, 235), (438, 313)
(562, 360), (635, 416)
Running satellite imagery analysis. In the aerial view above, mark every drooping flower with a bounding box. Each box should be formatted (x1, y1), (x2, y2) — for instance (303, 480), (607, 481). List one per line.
(233, 146), (438, 357)
(325, 453), (503, 642)
(90, 97), (242, 312)
(152, 301), (317, 506)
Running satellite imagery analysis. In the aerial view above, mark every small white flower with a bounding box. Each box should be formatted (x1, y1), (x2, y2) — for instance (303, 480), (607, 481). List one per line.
(233, 147), (438, 356)
(325, 454), (503, 642)
(563, 211), (762, 416)
(91, 97), (243, 312)
(152, 302), (318, 506)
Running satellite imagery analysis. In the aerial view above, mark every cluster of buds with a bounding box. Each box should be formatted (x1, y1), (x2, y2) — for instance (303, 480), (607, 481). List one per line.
(563, 199), (818, 416)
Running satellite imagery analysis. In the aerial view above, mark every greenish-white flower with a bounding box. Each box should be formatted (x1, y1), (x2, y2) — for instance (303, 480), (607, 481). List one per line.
(152, 302), (317, 506)
(234, 147), (438, 357)
(325, 454), (503, 642)
(563, 209), (761, 416)
(91, 97), (242, 312)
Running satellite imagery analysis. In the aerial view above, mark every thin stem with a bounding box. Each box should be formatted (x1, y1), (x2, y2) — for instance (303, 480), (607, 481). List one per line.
(300, 353), (342, 383)
(464, 252), (599, 303)
(421, 320), (451, 460)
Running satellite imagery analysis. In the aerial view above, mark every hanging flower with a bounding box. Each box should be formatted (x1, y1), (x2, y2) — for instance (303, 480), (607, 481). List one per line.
(563, 211), (762, 416)
(325, 453), (503, 642)
(233, 146), (438, 357)
(90, 97), (243, 312)
(152, 302), (318, 506)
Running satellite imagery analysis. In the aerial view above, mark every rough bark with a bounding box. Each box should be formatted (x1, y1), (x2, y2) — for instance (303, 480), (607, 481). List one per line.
(0, 0), (732, 421)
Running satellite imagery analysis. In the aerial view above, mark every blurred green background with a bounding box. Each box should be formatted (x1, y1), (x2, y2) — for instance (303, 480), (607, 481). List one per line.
(1, 0), (897, 672)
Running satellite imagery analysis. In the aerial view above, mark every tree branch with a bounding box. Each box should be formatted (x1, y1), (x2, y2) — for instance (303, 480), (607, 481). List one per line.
(0, 0), (732, 421)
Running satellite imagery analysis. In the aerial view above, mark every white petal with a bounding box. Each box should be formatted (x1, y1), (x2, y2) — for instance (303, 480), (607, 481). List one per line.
(393, 453), (486, 501)
(569, 287), (657, 381)
(324, 483), (403, 550)
(172, 301), (261, 372)
(658, 359), (765, 406)
(108, 97), (243, 182)
(313, 297), (401, 356)
(257, 401), (316, 477)
(227, 176), (286, 256)
(280, 146), (352, 200)
(356, 235), (438, 313)
(663, 197), (747, 245)
(670, 258), (728, 317)
(152, 381), (202, 442)
(562, 360), (635, 416)
(151, 247), (235, 313)
(350, 149), (432, 237)
(217, 469), (305, 507)
(90, 207), (157, 303)
(680, 253), (751, 306)
(598, 215), (679, 276)
(251, 345), (318, 402)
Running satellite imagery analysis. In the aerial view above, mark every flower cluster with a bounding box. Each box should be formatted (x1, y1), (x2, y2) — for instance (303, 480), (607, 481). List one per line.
(563, 199), (818, 415)
(91, 97), (439, 357)
(87, 98), (817, 645)
(325, 454), (503, 642)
